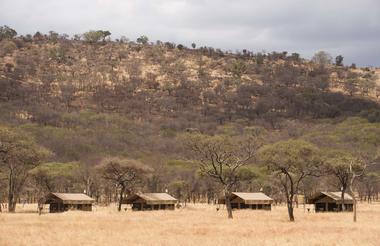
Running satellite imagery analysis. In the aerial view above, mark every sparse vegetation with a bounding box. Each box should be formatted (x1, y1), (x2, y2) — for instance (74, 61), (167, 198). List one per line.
(0, 28), (379, 230)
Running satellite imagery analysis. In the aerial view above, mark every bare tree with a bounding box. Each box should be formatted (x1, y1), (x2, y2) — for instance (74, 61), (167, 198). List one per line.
(97, 158), (151, 211)
(323, 150), (358, 211)
(185, 131), (262, 219)
(349, 154), (379, 222)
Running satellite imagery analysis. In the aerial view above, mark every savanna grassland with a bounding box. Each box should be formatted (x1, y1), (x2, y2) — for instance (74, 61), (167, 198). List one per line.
(1, 203), (379, 246)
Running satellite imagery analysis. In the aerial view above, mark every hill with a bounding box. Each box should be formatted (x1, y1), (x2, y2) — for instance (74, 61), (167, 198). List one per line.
(0, 28), (379, 205)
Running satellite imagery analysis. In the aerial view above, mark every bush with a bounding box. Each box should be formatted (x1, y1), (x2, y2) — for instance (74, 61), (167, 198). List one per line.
(0, 40), (17, 56)
(312, 51), (332, 65)
(361, 109), (380, 123)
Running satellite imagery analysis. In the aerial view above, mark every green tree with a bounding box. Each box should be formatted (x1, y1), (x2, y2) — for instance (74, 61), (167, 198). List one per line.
(259, 140), (322, 221)
(322, 150), (363, 211)
(101, 30), (111, 41)
(335, 55), (344, 66)
(0, 25), (17, 40)
(0, 127), (48, 212)
(83, 30), (110, 43)
(290, 53), (300, 62)
(136, 35), (149, 45)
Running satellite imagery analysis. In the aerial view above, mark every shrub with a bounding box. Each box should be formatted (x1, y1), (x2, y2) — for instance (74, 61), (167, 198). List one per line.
(0, 40), (17, 56)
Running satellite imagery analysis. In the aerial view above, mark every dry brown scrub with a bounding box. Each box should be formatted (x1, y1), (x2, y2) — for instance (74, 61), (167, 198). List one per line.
(0, 203), (379, 246)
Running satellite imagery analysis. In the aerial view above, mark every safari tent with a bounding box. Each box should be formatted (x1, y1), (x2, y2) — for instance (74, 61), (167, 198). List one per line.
(123, 193), (177, 211)
(42, 192), (95, 213)
(308, 192), (353, 212)
(218, 192), (274, 210)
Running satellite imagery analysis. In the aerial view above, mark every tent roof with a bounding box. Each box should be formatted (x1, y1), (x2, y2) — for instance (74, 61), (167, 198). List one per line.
(232, 192), (274, 201)
(44, 193), (95, 204)
(219, 192), (274, 204)
(124, 193), (177, 204)
(308, 191), (353, 203)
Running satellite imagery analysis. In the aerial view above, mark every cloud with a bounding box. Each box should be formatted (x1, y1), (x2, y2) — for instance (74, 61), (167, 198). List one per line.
(0, 0), (379, 66)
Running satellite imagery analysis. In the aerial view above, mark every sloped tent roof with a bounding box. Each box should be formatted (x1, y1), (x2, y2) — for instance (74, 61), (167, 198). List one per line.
(308, 192), (353, 204)
(124, 193), (177, 205)
(219, 192), (274, 204)
(43, 193), (95, 204)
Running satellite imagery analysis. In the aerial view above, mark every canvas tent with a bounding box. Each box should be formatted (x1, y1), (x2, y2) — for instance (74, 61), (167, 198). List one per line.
(123, 193), (177, 211)
(42, 192), (95, 213)
(308, 192), (353, 212)
(218, 192), (274, 210)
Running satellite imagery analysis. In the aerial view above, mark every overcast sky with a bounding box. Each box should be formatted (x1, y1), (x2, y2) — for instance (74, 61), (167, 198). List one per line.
(1, 0), (379, 67)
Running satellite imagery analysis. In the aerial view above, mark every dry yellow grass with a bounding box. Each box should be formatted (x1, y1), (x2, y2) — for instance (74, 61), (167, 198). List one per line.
(0, 203), (379, 246)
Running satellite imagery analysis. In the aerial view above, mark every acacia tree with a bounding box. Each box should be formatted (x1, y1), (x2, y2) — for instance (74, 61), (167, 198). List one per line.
(0, 25), (17, 40)
(323, 150), (358, 211)
(0, 127), (48, 212)
(83, 30), (111, 43)
(348, 154), (379, 222)
(98, 158), (151, 212)
(185, 132), (262, 219)
(259, 140), (321, 221)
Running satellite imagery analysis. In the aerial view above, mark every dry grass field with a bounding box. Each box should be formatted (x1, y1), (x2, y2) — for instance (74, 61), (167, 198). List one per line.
(0, 203), (379, 246)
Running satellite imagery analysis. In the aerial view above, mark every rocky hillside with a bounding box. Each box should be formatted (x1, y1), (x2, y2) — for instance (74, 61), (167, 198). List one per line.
(1, 32), (380, 128)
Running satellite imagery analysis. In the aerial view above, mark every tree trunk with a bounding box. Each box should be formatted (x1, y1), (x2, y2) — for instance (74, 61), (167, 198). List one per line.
(8, 174), (16, 213)
(118, 187), (124, 212)
(284, 172), (295, 222)
(341, 186), (346, 211)
(349, 183), (357, 222)
(224, 190), (233, 219)
(287, 196), (295, 222)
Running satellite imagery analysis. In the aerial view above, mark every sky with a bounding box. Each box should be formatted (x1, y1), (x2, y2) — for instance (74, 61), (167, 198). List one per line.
(1, 0), (379, 67)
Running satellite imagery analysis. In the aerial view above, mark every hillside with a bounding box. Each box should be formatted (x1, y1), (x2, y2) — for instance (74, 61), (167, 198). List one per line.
(0, 29), (380, 204)
(1, 33), (379, 128)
